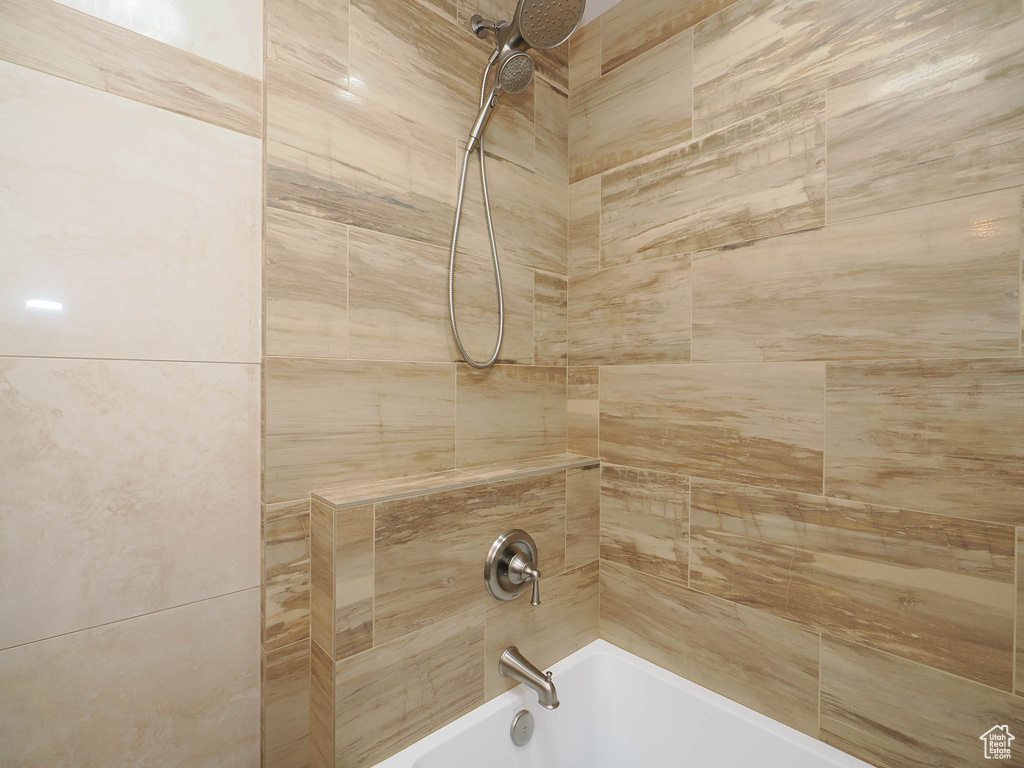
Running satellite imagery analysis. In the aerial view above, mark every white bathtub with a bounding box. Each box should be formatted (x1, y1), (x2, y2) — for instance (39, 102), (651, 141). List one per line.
(376, 640), (870, 768)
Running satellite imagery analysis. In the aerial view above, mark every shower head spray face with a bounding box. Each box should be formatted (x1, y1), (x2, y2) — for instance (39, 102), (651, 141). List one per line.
(516, 0), (586, 50)
(498, 51), (535, 95)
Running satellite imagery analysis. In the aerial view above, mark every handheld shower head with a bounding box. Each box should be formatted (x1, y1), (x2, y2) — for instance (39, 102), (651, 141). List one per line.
(466, 50), (534, 151)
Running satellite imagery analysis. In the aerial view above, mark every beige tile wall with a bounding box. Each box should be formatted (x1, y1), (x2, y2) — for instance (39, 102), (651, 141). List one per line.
(0, 2), (263, 763)
(568, 1), (1024, 766)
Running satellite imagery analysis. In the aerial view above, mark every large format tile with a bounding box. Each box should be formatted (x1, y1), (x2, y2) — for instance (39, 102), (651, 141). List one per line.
(534, 270), (568, 366)
(601, 562), (819, 735)
(264, 500), (312, 651)
(569, 28), (692, 182)
(0, 0), (262, 136)
(264, 639), (311, 768)
(568, 18), (600, 90)
(828, 16), (1024, 222)
(568, 176), (601, 275)
(690, 479), (1015, 689)
(0, 357), (260, 650)
(0, 61), (261, 362)
(268, 0), (350, 87)
(820, 636), (1024, 768)
(348, 226), (534, 364)
(601, 92), (825, 267)
(332, 608), (485, 768)
(374, 472), (566, 643)
(692, 0), (1020, 135)
(265, 209), (348, 359)
(0, 589), (260, 767)
(825, 359), (1024, 526)
(536, 77), (568, 182)
(600, 362), (824, 494)
(456, 365), (567, 467)
(264, 358), (456, 503)
(566, 465), (600, 569)
(1018, 529), (1024, 694)
(569, 254), (691, 365)
(600, 464), (688, 585)
(266, 60), (454, 247)
(601, 0), (734, 75)
(56, 0), (264, 77)
(691, 189), (1022, 362)
(485, 562), (598, 698)
(567, 367), (599, 456)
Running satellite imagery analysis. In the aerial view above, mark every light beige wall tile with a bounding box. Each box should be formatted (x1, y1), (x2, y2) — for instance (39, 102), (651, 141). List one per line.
(692, 0), (1020, 136)
(569, 28), (692, 182)
(264, 500), (312, 651)
(825, 358), (1024, 526)
(264, 639), (311, 768)
(534, 43), (569, 92)
(334, 504), (374, 660)
(349, 0), (534, 169)
(268, 0), (349, 87)
(569, 254), (691, 365)
(820, 636), (1024, 768)
(536, 77), (568, 182)
(309, 640), (334, 768)
(0, 589), (260, 766)
(828, 16), (1024, 222)
(265, 209), (348, 359)
(601, 562), (819, 735)
(569, 18), (601, 90)
(600, 362), (824, 494)
(0, 0), (262, 137)
(600, 463), (688, 585)
(568, 176), (601, 275)
(691, 479), (1016, 690)
(566, 465), (600, 569)
(534, 270), (568, 366)
(266, 60), (454, 247)
(456, 365), (567, 466)
(485, 562), (598, 698)
(0, 358), (259, 650)
(567, 366), (599, 456)
(0, 61), (261, 363)
(349, 226), (534, 364)
(333, 608), (485, 768)
(264, 358), (456, 503)
(461, 454), (596, 481)
(374, 473), (567, 644)
(1018, 528), (1024, 694)
(691, 189), (1022, 363)
(309, 499), (335, 665)
(601, 0), (734, 75)
(56, 0), (264, 77)
(601, 92), (826, 267)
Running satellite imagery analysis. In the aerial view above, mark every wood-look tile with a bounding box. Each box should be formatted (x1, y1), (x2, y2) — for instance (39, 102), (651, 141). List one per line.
(566, 465), (600, 569)
(460, 453), (597, 481)
(333, 608), (484, 768)
(601, 92), (826, 267)
(567, 367), (599, 457)
(0, 0), (263, 137)
(691, 189), (1022, 363)
(828, 16), (1024, 222)
(601, 561), (819, 735)
(536, 78), (568, 183)
(265, 358), (456, 503)
(825, 358), (1024, 526)
(569, 28), (692, 182)
(374, 473), (566, 643)
(309, 640), (334, 768)
(314, 470), (480, 511)
(267, 0), (350, 88)
(485, 562), (598, 698)
(600, 464), (688, 584)
(569, 254), (691, 365)
(1018, 528), (1024, 694)
(568, 177), (601, 275)
(348, 226), (534, 364)
(459, 147), (568, 274)
(690, 479), (1016, 689)
(601, 363), (824, 494)
(601, 0), (735, 75)
(264, 500), (311, 651)
(457, 365), (567, 466)
(334, 504), (374, 661)
(264, 639), (311, 768)
(820, 636), (1024, 768)
(265, 209), (348, 359)
(309, 499), (335, 658)
(568, 18), (601, 90)
(692, 0), (1020, 136)
(266, 60), (454, 247)
(534, 270), (567, 366)
(350, 0), (534, 169)
(534, 43), (569, 92)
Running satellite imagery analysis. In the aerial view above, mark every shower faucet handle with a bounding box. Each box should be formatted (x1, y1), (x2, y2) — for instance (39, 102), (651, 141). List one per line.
(508, 552), (541, 606)
(484, 530), (542, 606)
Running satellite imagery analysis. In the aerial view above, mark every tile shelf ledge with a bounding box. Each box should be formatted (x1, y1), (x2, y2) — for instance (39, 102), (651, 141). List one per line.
(312, 453), (600, 510)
